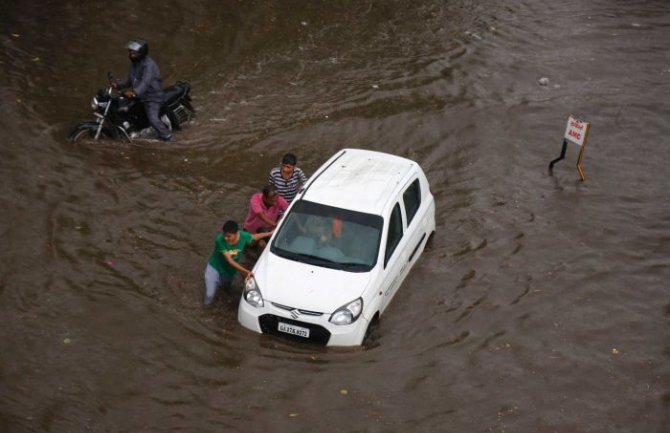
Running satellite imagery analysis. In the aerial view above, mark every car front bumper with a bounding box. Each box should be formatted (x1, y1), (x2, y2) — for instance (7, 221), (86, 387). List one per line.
(238, 298), (369, 346)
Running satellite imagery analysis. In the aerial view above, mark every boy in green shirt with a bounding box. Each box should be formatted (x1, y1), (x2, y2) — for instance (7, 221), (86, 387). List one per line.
(204, 220), (272, 306)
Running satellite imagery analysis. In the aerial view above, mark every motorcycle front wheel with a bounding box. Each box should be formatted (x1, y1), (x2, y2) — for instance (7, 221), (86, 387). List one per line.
(68, 124), (115, 142)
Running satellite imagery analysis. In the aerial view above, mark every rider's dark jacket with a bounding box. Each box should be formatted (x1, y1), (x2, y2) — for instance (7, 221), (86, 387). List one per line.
(118, 55), (164, 103)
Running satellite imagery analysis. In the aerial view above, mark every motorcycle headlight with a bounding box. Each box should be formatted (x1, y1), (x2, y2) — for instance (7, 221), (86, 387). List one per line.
(329, 297), (363, 325)
(91, 97), (107, 110)
(243, 276), (264, 308)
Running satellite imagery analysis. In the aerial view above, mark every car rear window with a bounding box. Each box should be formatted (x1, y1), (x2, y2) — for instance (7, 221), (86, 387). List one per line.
(403, 178), (421, 225)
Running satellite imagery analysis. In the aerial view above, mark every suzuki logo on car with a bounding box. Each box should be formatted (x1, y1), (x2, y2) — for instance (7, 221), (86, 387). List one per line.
(290, 309), (301, 320)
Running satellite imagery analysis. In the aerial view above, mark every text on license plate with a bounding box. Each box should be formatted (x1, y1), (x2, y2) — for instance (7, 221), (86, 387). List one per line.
(278, 322), (310, 338)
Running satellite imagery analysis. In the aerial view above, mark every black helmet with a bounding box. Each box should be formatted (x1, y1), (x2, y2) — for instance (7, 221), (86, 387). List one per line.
(126, 39), (148, 58)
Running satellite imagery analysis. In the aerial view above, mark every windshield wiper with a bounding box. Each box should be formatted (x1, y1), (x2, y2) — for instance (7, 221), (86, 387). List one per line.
(273, 248), (329, 262)
(337, 262), (372, 271)
(272, 247), (372, 271)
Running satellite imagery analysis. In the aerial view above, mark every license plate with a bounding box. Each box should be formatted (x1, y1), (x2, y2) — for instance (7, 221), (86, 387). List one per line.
(278, 322), (310, 338)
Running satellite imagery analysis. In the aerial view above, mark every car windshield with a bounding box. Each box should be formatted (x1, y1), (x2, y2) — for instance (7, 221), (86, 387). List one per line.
(270, 200), (383, 272)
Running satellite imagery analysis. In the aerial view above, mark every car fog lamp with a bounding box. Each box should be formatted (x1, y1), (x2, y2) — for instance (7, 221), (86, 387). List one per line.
(329, 297), (363, 325)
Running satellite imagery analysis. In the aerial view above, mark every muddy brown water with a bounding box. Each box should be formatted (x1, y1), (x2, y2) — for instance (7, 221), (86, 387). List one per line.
(1, 1), (669, 432)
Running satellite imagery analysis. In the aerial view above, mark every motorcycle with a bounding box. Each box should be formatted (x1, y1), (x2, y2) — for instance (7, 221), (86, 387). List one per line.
(69, 73), (195, 142)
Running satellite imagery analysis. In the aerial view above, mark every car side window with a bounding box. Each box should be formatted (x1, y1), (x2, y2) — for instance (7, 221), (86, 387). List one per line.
(403, 178), (421, 226)
(384, 203), (404, 268)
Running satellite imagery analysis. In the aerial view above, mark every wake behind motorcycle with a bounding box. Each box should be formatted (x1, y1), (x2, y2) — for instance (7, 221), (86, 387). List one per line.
(69, 73), (195, 142)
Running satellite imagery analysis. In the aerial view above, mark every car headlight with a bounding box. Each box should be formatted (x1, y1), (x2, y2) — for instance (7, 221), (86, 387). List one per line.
(329, 297), (363, 325)
(243, 276), (264, 308)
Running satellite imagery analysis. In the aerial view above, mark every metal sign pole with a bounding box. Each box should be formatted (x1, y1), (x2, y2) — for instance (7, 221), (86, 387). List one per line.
(549, 139), (568, 172)
(575, 122), (590, 181)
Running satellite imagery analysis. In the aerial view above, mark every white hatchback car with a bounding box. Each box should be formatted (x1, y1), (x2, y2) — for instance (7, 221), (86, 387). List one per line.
(238, 148), (436, 346)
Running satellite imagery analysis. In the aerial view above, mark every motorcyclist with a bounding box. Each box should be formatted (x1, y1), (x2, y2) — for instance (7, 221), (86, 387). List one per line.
(112, 40), (174, 142)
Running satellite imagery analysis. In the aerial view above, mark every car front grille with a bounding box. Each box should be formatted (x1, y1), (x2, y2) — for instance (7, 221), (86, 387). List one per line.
(271, 302), (323, 317)
(258, 314), (331, 345)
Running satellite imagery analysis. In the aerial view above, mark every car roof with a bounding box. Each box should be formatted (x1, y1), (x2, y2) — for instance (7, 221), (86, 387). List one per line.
(301, 148), (418, 215)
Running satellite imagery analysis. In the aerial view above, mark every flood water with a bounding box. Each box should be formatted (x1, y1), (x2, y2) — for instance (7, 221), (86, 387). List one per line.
(1, 0), (669, 432)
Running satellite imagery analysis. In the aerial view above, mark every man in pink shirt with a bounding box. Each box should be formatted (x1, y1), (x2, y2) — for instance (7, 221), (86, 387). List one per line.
(243, 184), (289, 237)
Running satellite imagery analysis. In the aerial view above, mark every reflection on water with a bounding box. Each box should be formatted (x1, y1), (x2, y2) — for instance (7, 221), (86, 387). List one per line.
(1, 0), (668, 432)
